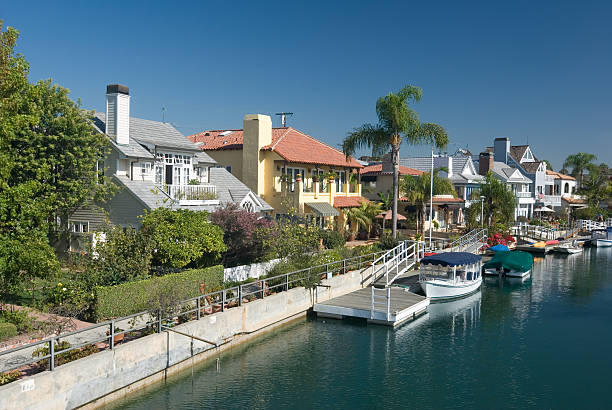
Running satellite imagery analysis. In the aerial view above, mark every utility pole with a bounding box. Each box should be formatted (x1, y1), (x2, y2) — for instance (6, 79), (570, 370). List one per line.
(429, 146), (434, 249)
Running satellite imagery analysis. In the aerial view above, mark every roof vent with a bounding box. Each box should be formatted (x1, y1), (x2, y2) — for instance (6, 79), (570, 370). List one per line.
(219, 131), (233, 136)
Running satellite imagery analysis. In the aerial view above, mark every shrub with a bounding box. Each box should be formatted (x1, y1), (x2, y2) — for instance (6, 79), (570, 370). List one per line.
(0, 322), (17, 341)
(0, 371), (20, 386)
(141, 208), (226, 269)
(378, 234), (399, 250)
(93, 265), (224, 320)
(210, 203), (273, 267)
(32, 340), (98, 368)
(319, 230), (345, 249)
(86, 226), (153, 286)
(0, 308), (33, 333)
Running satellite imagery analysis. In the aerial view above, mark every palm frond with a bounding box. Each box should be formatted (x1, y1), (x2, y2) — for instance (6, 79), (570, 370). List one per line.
(342, 124), (388, 159)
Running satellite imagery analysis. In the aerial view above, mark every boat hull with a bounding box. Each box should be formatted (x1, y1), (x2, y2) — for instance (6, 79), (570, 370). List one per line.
(484, 268), (531, 278)
(421, 277), (482, 300)
(594, 239), (612, 247)
(554, 247), (582, 254)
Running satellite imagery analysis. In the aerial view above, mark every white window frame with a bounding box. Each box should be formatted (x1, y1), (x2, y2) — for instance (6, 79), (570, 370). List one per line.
(70, 221), (89, 233)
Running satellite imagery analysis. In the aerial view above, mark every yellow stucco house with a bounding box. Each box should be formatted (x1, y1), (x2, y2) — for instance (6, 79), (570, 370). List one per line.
(188, 114), (367, 227)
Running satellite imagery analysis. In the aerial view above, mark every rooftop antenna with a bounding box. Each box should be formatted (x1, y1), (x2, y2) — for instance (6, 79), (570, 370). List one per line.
(162, 106), (166, 123)
(275, 112), (293, 127)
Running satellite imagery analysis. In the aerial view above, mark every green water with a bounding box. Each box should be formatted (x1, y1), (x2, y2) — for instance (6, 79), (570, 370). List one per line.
(114, 248), (612, 409)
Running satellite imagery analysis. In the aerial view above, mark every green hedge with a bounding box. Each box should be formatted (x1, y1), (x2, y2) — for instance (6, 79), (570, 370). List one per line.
(93, 265), (224, 321)
(0, 322), (17, 342)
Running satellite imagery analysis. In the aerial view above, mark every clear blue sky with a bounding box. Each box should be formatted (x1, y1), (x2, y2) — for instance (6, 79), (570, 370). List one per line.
(3, 0), (611, 169)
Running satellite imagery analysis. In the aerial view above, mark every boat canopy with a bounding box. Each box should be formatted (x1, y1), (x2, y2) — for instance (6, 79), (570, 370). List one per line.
(421, 252), (482, 267)
(483, 251), (533, 272)
(489, 244), (509, 252)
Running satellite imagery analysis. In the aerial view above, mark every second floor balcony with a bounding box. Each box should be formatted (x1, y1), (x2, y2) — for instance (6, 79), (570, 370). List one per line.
(514, 191), (533, 198)
(157, 184), (219, 205)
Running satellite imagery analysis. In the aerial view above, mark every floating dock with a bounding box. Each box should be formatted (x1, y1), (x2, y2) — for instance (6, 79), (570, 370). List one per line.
(314, 287), (429, 326)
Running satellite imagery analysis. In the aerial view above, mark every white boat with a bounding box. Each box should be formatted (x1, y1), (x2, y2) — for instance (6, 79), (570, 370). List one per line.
(591, 228), (612, 247)
(419, 252), (482, 300)
(553, 243), (582, 254)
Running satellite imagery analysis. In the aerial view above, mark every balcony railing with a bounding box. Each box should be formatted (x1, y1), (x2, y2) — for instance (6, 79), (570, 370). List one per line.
(157, 184), (218, 203)
(514, 191), (533, 198)
(543, 195), (562, 207)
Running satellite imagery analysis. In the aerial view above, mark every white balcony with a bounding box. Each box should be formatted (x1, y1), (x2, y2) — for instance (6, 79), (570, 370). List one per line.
(157, 184), (219, 205)
(543, 195), (562, 207)
(514, 191), (533, 198)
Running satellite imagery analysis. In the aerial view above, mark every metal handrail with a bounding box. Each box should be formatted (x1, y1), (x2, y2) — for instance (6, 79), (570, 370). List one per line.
(0, 250), (386, 374)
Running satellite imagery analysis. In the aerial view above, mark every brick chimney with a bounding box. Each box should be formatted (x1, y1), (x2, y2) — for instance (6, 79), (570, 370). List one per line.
(479, 152), (493, 175)
(105, 84), (130, 145)
(381, 153), (394, 173)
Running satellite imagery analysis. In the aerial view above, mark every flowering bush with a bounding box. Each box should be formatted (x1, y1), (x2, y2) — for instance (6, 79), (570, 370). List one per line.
(486, 231), (514, 247)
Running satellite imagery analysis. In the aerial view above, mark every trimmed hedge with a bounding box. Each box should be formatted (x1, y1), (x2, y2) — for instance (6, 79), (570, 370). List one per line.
(93, 265), (224, 321)
(0, 322), (17, 342)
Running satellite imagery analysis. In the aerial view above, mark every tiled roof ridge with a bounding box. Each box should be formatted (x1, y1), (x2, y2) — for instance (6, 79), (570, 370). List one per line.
(267, 127), (293, 150)
(267, 127), (347, 157)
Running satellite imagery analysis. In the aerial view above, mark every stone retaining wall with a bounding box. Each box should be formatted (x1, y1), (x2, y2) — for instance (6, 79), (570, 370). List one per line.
(0, 266), (374, 410)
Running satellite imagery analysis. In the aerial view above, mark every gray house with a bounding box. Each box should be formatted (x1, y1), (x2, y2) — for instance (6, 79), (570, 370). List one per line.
(67, 84), (271, 252)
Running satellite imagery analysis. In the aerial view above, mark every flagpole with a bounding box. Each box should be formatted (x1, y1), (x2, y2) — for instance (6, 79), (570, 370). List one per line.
(429, 145), (434, 249)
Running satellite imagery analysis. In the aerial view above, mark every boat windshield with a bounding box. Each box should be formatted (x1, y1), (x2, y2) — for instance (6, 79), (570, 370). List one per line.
(419, 262), (481, 283)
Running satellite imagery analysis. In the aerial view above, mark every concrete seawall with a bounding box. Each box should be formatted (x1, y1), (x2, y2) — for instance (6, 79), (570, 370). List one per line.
(0, 266), (374, 410)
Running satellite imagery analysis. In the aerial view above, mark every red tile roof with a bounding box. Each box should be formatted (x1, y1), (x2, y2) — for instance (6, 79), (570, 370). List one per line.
(562, 196), (586, 204)
(546, 170), (576, 181)
(333, 196), (369, 208)
(360, 164), (423, 176)
(188, 127), (362, 168)
(399, 196), (464, 204)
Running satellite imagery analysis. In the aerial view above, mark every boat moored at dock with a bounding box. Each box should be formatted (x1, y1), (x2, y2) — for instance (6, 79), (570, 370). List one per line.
(419, 252), (483, 300)
(591, 228), (612, 247)
(483, 250), (533, 278)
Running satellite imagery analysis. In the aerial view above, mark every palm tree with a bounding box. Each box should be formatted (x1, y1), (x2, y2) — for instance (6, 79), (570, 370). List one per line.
(400, 169), (456, 237)
(343, 207), (370, 240)
(342, 85), (448, 238)
(581, 163), (611, 209)
(563, 152), (597, 189)
(377, 191), (392, 210)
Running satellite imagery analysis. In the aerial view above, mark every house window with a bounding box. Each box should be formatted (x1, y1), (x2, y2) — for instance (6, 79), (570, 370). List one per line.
(165, 154), (173, 164)
(70, 221), (89, 233)
(184, 156), (191, 165)
(226, 165), (232, 173)
(183, 167), (190, 185)
(284, 167), (306, 192)
(141, 162), (153, 175)
(336, 170), (346, 192)
(155, 165), (164, 185)
(173, 167), (181, 185)
(564, 183), (569, 194)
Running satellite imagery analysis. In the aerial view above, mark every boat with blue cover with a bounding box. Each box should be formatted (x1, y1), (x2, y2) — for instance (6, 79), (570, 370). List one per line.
(419, 252), (483, 300)
(483, 251), (533, 278)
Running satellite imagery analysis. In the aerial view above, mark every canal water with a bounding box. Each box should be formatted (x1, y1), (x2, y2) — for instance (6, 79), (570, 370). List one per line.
(113, 248), (612, 409)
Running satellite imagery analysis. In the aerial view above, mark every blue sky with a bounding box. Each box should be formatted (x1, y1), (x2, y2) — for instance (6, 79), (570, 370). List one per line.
(3, 0), (611, 169)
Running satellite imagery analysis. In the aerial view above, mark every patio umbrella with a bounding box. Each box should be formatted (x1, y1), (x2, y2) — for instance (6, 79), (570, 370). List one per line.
(533, 205), (554, 220)
(376, 210), (406, 229)
(457, 208), (464, 225)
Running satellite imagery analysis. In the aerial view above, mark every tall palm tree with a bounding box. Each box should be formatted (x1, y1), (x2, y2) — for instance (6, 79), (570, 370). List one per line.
(400, 169), (456, 237)
(342, 85), (448, 238)
(563, 152), (597, 189)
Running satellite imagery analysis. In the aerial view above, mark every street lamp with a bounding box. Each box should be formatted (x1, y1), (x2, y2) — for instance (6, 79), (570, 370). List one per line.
(480, 195), (485, 228)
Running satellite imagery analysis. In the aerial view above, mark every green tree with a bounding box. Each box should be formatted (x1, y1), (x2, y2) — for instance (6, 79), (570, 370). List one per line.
(543, 159), (553, 171)
(343, 200), (381, 238)
(563, 152), (597, 189)
(581, 163), (611, 210)
(472, 172), (517, 227)
(377, 191), (392, 210)
(342, 85), (448, 238)
(400, 169), (456, 237)
(140, 208), (226, 269)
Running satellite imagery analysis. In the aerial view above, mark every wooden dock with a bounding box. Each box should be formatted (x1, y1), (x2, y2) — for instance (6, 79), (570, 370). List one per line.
(314, 287), (429, 326)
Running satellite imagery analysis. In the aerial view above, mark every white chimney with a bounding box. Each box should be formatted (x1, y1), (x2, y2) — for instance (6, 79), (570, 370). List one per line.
(105, 84), (130, 145)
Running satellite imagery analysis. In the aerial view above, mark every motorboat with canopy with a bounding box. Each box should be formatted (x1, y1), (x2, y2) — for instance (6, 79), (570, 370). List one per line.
(483, 251), (533, 278)
(419, 252), (482, 300)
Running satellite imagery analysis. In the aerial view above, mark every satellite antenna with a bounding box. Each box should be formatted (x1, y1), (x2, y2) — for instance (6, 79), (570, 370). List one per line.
(275, 112), (293, 127)
(162, 106), (166, 123)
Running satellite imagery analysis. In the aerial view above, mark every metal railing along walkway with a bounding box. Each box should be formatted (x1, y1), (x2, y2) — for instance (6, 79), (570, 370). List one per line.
(367, 240), (424, 287)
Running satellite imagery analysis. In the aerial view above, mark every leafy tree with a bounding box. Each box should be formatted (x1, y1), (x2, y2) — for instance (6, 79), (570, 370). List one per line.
(563, 152), (597, 189)
(140, 208), (226, 269)
(377, 191), (392, 210)
(210, 203), (273, 267)
(1, 21), (114, 295)
(580, 163), (611, 210)
(542, 159), (553, 171)
(471, 172), (516, 226)
(85, 226), (153, 286)
(400, 169), (456, 236)
(342, 85), (448, 238)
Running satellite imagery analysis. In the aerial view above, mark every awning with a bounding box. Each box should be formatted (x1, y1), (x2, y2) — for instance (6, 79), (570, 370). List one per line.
(306, 202), (339, 217)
